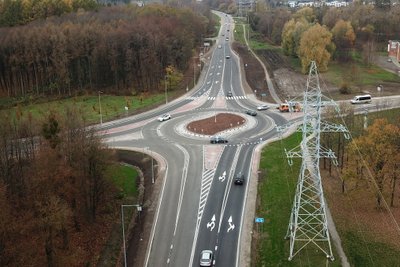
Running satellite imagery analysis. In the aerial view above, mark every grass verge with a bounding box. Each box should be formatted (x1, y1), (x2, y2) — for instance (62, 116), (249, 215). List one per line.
(0, 93), (166, 125)
(97, 163), (139, 266)
(254, 132), (341, 266)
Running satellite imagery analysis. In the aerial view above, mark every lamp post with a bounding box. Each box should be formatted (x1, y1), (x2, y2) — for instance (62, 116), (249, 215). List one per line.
(98, 91), (103, 125)
(121, 204), (142, 267)
(146, 147), (155, 184)
(164, 75), (168, 104)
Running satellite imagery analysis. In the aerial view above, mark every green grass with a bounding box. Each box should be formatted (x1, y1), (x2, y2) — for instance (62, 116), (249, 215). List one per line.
(106, 163), (138, 199)
(343, 231), (400, 267)
(1, 93), (166, 124)
(255, 132), (341, 266)
(324, 61), (400, 88)
(213, 13), (221, 34)
(256, 109), (400, 266)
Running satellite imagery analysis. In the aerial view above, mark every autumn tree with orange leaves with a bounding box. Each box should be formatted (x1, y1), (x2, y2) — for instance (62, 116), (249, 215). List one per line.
(344, 119), (400, 208)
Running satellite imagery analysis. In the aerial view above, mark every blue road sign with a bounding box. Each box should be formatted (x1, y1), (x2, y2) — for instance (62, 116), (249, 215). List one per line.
(255, 217), (264, 223)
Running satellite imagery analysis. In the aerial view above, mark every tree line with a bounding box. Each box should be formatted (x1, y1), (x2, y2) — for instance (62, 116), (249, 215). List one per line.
(0, 4), (211, 98)
(321, 106), (400, 209)
(0, 106), (118, 266)
(0, 0), (99, 27)
(249, 4), (400, 72)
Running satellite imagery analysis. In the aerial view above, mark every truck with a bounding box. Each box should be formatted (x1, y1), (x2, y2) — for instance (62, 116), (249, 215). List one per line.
(278, 102), (301, 112)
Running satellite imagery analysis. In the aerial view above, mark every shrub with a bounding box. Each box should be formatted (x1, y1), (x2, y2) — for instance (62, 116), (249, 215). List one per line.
(339, 82), (351, 94)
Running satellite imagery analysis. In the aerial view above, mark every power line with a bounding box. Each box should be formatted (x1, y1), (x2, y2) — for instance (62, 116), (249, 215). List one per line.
(277, 61), (349, 261)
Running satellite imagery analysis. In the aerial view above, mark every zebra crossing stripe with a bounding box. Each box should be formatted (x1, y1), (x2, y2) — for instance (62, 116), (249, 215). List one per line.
(197, 169), (215, 222)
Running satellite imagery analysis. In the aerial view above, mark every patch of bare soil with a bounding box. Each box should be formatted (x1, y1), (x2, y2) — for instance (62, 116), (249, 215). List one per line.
(232, 43), (275, 103)
(187, 113), (245, 135)
(322, 168), (400, 250)
(232, 42), (310, 101)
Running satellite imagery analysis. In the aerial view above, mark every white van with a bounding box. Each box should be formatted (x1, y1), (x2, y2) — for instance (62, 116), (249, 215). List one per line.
(351, 94), (372, 104)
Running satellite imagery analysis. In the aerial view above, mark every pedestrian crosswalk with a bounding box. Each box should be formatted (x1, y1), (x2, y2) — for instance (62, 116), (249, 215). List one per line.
(197, 169), (215, 223)
(186, 95), (248, 100)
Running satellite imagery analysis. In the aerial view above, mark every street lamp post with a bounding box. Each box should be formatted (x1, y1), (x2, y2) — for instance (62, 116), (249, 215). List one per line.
(121, 204), (142, 267)
(151, 150), (154, 184)
(98, 91), (103, 125)
(146, 147), (155, 184)
(164, 75), (168, 104)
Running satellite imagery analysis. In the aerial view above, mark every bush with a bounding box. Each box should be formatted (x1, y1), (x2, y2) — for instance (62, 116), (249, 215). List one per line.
(339, 83), (352, 94)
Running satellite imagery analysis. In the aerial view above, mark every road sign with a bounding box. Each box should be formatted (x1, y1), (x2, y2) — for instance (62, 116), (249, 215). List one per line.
(255, 217), (264, 223)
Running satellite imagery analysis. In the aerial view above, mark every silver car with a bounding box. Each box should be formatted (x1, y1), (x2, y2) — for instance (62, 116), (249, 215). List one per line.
(257, 104), (269, 110)
(158, 113), (171, 122)
(200, 250), (213, 266)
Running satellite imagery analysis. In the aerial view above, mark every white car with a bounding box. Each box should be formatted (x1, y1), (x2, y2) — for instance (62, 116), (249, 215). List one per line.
(218, 45), (222, 49)
(200, 250), (213, 266)
(158, 113), (171, 122)
(257, 104), (269, 110)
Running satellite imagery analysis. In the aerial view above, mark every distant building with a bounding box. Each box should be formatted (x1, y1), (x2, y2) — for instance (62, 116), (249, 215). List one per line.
(286, 0), (351, 8)
(388, 40), (400, 62)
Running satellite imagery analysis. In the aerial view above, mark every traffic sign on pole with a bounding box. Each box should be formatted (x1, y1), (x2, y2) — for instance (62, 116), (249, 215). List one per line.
(255, 217), (264, 223)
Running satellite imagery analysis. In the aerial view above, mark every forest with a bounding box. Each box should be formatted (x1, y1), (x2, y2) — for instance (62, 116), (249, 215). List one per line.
(246, 3), (400, 72)
(0, 4), (212, 99)
(0, 106), (119, 266)
(0, 3), (214, 266)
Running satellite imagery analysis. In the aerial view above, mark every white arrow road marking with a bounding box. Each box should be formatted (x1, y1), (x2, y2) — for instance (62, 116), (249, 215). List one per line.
(206, 214), (216, 231)
(227, 216), (235, 233)
(218, 170), (226, 182)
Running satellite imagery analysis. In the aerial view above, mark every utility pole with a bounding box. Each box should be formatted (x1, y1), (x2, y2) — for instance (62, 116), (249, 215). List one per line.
(164, 75), (168, 104)
(277, 61), (349, 261)
(98, 91), (103, 125)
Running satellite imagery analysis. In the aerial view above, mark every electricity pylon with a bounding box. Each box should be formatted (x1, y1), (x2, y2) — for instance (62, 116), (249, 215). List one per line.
(277, 61), (349, 261)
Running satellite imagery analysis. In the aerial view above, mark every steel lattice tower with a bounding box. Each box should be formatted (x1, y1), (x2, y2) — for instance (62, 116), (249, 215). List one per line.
(277, 61), (349, 261)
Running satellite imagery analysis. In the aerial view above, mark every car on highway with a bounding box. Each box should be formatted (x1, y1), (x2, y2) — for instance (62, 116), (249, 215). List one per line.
(227, 91), (233, 97)
(245, 110), (257, 116)
(210, 136), (228, 144)
(257, 104), (269, 110)
(234, 172), (245, 185)
(218, 44), (222, 49)
(200, 250), (213, 267)
(158, 113), (171, 122)
(225, 37), (229, 41)
(225, 55), (230, 59)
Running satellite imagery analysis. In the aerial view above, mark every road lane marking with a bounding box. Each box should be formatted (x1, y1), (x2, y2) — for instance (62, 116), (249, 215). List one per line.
(206, 214), (216, 231)
(227, 216), (235, 233)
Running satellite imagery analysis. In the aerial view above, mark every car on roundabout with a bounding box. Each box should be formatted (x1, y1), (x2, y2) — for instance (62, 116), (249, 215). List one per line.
(158, 113), (171, 122)
(210, 136), (228, 144)
(245, 110), (257, 116)
(257, 104), (269, 111)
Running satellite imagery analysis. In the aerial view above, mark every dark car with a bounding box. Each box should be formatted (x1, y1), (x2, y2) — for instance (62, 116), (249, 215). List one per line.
(245, 110), (257, 116)
(227, 91), (233, 97)
(210, 136), (228, 144)
(234, 172), (245, 185)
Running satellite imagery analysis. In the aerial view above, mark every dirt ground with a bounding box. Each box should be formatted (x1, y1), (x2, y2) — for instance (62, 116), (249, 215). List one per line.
(187, 113), (245, 135)
(234, 42), (400, 102)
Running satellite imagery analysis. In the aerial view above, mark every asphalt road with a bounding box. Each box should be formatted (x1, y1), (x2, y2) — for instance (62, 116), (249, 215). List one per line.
(99, 11), (400, 267)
